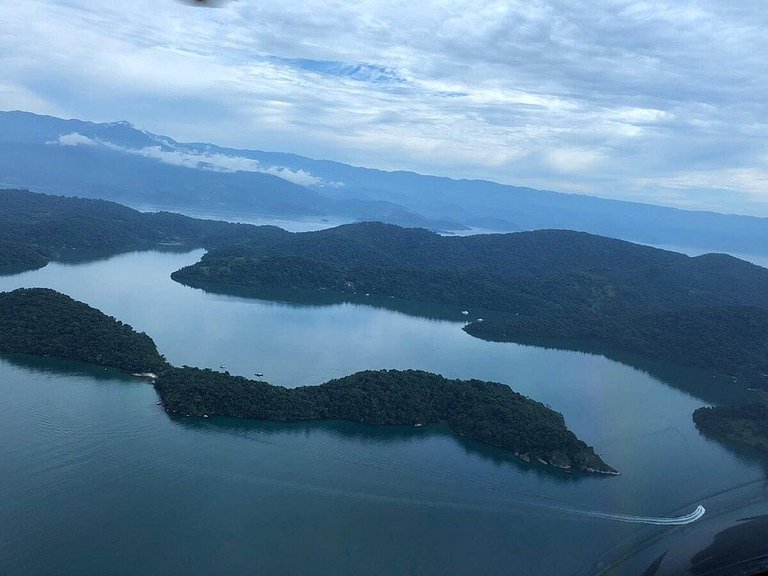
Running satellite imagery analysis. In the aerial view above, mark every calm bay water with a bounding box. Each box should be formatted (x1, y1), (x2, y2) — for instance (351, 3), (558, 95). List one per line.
(0, 249), (766, 575)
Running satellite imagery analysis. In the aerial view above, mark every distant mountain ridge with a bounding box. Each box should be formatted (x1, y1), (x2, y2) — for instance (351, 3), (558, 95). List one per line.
(1, 110), (767, 254)
(0, 111), (463, 231)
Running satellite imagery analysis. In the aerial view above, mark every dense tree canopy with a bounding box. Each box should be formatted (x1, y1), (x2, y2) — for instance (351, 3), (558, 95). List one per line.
(154, 367), (616, 474)
(0, 189), (254, 273)
(0, 288), (167, 372)
(467, 306), (768, 388)
(693, 404), (768, 453)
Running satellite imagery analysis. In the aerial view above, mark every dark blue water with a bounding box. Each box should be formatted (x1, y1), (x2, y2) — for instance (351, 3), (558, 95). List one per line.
(0, 250), (765, 575)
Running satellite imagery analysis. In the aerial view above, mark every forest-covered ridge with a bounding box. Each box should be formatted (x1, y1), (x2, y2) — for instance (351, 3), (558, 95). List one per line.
(0, 188), (275, 273)
(0, 287), (167, 372)
(693, 404), (768, 453)
(174, 221), (768, 309)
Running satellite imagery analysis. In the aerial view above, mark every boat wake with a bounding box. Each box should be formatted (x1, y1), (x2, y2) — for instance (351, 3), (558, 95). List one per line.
(564, 504), (706, 525)
(200, 429), (708, 527)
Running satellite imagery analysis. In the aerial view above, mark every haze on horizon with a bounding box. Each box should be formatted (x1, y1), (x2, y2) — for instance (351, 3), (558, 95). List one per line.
(2, 1), (768, 217)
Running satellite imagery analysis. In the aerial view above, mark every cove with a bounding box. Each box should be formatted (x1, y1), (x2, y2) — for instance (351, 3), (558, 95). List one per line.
(0, 249), (765, 575)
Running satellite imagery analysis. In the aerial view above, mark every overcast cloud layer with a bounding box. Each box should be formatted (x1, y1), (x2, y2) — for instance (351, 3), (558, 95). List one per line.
(2, 0), (768, 216)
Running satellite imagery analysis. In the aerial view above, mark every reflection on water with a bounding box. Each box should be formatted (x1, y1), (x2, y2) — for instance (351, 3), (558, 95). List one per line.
(177, 276), (761, 409)
(169, 415), (590, 483)
(176, 277), (474, 322)
(0, 351), (141, 382)
(469, 335), (761, 408)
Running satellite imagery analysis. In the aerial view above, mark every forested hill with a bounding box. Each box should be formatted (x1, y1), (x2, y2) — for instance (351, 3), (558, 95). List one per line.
(4, 110), (768, 255)
(0, 288), (167, 372)
(172, 221), (768, 312)
(172, 222), (768, 387)
(154, 367), (617, 474)
(0, 189), (263, 273)
(174, 221), (768, 305)
(693, 404), (768, 454)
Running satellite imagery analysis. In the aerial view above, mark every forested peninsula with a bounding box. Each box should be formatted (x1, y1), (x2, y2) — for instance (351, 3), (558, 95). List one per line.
(693, 404), (768, 453)
(0, 288), (167, 372)
(0, 189), (252, 274)
(171, 222), (768, 389)
(0, 286), (614, 474)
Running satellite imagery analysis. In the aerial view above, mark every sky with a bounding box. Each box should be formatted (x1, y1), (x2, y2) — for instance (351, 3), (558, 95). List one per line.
(2, 0), (768, 216)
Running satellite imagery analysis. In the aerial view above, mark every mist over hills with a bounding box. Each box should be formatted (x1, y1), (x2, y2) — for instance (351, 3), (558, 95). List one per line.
(2, 110), (767, 255)
(0, 112), (460, 231)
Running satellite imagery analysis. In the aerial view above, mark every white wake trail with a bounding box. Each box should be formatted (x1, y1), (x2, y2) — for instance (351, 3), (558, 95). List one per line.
(562, 504), (706, 525)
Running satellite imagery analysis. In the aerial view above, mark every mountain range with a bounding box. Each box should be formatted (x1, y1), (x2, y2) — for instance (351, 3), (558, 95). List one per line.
(1, 110), (767, 255)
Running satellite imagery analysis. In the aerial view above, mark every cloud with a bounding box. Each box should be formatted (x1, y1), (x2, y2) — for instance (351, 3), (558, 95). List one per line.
(48, 133), (98, 146)
(3, 1), (768, 215)
(47, 132), (343, 188)
(637, 167), (768, 204)
(260, 165), (344, 188)
(274, 58), (406, 85)
(546, 148), (605, 174)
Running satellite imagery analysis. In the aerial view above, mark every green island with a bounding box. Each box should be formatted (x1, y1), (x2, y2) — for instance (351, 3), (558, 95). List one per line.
(466, 306), (768, 391)
(0, 286), (615, 474)
(155, 366), (616, 474)
(693, 404), (768, 453)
